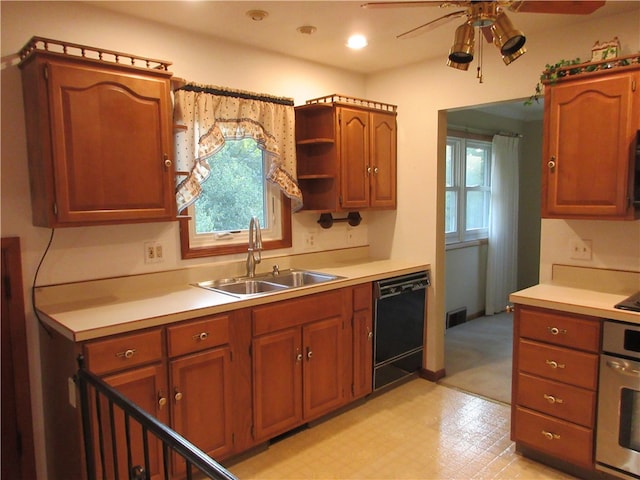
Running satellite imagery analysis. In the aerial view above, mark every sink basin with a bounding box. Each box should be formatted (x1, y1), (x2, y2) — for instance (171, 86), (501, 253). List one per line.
(268, 270), (339, 288)
(194, 269), (342, 298)
(196, 278), (287, 297)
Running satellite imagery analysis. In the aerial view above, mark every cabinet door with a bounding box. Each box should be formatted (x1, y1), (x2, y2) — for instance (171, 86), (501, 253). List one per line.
(170, 347), (233, 476)
(47, 60), (175, 225)
(303, 316), (346, 420)
(340, 108), (370, 209)
(543, 71), (636, 218)
(369, 112), (397, 209)
(252, 328), (303, 441)
(352, 308), (373, 399)
(98, 364), (168, 480)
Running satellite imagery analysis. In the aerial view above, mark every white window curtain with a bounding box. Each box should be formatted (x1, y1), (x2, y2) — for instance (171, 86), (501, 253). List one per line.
(173, 83), (303, 213)
(485, 134), (520, 315)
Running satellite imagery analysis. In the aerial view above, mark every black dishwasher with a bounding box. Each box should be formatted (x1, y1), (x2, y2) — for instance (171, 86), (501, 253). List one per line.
(373, 271), (429, 390)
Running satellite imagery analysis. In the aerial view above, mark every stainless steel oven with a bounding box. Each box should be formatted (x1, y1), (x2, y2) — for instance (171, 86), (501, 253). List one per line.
(596, 320), (640, 480)
(373, 271), (429, 390)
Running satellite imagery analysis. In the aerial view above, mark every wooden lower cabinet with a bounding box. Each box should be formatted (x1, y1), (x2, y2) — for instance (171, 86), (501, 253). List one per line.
(40, 284), (375, 479)
(166, 315), (234, 477)
(169, 347), (233, 477)
(251, 288), (356, 442)
(98, 364), (169, 480)
(352, 283), (373, 399)
(511, 305), (601, 473)
(82, 314), (236, 480)
(253, 327), (304, 440)
(252, 313), (347, 442)
(303, 316), (346, 419)
(514, 406), (594, 468)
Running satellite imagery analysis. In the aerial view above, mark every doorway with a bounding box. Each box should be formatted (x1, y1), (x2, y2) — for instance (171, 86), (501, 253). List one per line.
(440, 99), (543, 403)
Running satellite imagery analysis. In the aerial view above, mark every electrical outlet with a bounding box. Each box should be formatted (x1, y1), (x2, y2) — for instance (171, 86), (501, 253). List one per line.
(346, 227), (355, 245)
(144, 241), (164, 264)
(303, 231), (316, 249)
(570, 239), (592, 260)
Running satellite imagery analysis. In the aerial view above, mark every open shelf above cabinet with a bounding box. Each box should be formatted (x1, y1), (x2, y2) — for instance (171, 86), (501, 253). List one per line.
(295, 94), (397, 213)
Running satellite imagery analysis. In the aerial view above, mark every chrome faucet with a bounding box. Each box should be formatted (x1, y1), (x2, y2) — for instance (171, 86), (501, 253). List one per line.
(246, 216), (262, 277)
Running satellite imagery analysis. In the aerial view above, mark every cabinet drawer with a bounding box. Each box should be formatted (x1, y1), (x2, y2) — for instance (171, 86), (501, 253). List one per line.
(84, 329), (163, 375)
(518, 339), (598, 390)
(514, 407), (593, 468)
(516, 373), (596, 428)
(253, 289), (343, 336)
(167, 315), (229, 358)
(518, 307), (600, 352)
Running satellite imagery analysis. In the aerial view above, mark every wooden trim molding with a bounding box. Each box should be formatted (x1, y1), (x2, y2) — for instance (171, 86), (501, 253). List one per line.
(1, 237), (37, 479)
(419, 368), (446, 382)
(179, 196), (292, 259)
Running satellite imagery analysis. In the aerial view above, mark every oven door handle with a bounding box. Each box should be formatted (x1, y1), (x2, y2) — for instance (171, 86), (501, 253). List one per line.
(606, 359), (640, 377)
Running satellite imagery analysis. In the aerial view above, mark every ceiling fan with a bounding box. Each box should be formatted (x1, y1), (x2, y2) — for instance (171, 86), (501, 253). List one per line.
(362, 1), (605, 76)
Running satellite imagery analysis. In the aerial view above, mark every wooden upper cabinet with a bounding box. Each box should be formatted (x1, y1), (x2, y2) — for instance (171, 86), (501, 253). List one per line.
(369, 111), (397, 209)
(340, 108), (370, 209)
(295, 96), (397, 213)
(19, 39), (176, 227)
(542, 64), (640, 220)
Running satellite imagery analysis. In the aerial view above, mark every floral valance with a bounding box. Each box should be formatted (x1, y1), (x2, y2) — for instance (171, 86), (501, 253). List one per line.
(173, 83), (302, 213)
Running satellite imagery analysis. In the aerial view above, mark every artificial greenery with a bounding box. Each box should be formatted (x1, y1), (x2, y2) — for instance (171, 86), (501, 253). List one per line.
(525, 58), (581, 105)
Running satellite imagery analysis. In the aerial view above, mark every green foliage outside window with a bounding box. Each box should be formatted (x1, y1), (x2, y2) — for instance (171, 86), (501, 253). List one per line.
(194, 138), (266, 233)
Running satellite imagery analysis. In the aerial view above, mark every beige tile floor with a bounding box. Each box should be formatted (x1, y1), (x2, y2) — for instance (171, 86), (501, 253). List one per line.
(227, 379), (576, 479)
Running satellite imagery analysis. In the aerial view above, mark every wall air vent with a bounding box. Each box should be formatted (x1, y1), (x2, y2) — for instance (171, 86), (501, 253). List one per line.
(446, 307), (467, 329)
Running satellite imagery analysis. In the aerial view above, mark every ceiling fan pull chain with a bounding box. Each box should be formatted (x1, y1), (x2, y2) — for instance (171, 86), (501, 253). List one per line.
(477, 26), (484, 83)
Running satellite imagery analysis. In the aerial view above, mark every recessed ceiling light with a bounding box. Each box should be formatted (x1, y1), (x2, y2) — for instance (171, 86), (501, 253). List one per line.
(297, 25), (317, 35)
(347, 34), (368, 50)
(246, 9), (268, 21)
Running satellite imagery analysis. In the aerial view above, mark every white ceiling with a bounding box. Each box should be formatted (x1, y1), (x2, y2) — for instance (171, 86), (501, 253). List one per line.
(91, 1), (637, 75)
(89, 1), (637, 120)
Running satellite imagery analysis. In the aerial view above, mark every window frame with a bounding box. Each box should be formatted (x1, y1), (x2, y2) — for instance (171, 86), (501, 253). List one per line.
(179, 197), (292, 259)
(178, 142), (292, 260)
(445, 132), (492, 245)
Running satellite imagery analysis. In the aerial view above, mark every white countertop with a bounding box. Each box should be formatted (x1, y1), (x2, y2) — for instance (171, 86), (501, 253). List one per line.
(36, 255), (430, 342)
(510, 283), (640, 325)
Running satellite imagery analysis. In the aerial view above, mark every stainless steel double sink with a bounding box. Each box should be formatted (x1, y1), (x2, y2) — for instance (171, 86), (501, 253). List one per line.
(194, 269), (343, 298)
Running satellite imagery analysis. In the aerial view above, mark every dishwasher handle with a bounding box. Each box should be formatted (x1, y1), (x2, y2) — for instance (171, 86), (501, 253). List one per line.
(375, 271), (430, 300)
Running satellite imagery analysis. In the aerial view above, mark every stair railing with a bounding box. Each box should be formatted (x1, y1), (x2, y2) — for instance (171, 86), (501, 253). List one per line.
(75, 356), (237, 480)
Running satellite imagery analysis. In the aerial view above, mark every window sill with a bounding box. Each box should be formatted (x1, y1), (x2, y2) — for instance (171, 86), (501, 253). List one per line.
(445, 238), (488, 251)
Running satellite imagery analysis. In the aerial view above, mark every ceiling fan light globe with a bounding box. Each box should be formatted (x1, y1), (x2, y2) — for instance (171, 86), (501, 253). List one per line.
(501, 46), (527, 65)
(501, 34), (526, 55)
(448, 51), (473, 64)
(448, 22), (474, 65)
(491, 12), (526, 55)
(446, 58), (471, 71)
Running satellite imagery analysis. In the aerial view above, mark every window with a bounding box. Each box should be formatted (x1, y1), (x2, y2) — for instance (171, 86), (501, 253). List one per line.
(445, 136), (491, 244)
(179, 138), (291, 258)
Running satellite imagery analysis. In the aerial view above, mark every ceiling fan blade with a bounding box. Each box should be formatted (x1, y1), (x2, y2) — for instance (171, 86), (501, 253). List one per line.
(362, 1), (466, 9)
(509, 1), (605, 15)
(397, 10), (467, 39)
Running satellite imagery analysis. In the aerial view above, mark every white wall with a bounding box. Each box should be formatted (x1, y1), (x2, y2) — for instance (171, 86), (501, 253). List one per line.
(445, 244), (488, 318)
